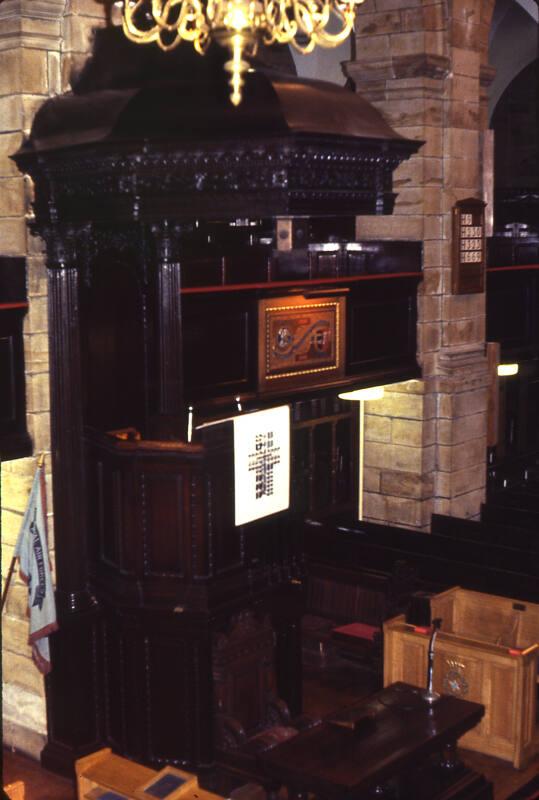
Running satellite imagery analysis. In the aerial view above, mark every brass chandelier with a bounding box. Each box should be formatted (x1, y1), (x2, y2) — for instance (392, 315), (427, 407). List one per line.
(122, 0), (364, 106)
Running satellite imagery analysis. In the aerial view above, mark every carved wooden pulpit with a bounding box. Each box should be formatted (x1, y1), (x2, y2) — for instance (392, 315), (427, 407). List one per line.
(13, 28), (421, 774)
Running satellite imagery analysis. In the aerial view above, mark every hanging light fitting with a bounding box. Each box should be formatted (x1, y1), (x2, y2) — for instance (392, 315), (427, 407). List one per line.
(122, 0), (364, 106)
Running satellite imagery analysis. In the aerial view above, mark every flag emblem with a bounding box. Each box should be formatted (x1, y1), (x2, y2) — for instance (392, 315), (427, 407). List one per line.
(13, 460), (58, 674)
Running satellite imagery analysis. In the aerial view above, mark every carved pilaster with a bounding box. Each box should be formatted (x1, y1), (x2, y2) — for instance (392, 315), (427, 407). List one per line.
(45, 228), (94, 609)
(150, 220), (185, 439)
(41, 229), (104, 776)
(47, 266), (87, 603)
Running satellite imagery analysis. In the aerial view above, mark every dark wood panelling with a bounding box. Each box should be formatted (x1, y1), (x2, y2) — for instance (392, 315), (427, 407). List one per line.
(80, 253), (148, 435)
(202, 425), (241, 576)
(486, 266), (539, 482)
(0, 256), (26, 301)
(183, 295), (254, 403)
(0, 333), (16, 422)
(145, 633), (193, 763)
(304, 514), (539, 605)
(42, 603), (104, 776)
(487, 267), (538, 359)
(142, 471), (185, 577)
(347, 283), (417, 374)
(0, 257), (31, 461)
(86, 435), (210, 601)
(183, 275), (419, 409)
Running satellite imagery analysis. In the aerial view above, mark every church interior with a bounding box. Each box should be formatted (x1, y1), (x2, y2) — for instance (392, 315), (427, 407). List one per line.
(1, 0), (539, 798)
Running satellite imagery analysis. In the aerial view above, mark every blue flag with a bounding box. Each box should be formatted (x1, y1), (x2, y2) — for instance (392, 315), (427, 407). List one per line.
(13, 462), (58, 674)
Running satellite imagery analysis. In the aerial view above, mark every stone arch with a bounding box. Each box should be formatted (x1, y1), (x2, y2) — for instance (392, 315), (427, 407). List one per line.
(491, 57), (539, 229)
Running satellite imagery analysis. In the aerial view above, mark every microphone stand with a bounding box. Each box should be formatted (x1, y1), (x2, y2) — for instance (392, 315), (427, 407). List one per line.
(423, 617), (443, 705)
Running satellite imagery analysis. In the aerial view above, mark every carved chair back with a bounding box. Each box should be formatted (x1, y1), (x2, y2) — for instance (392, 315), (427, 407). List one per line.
(212, 610), (283, 738)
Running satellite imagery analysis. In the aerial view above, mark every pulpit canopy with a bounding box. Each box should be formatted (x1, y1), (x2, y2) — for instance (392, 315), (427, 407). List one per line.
(14, 28), (421, 221)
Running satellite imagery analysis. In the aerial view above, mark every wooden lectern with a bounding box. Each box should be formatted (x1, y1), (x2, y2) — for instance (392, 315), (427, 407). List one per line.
(384, 587), (539, 768)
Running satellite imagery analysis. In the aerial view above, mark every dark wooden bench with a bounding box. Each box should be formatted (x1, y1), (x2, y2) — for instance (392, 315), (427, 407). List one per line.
(481, 500), (539, 532)
(301, 559), (416, 668)
(304, 515), (539, 607)
(431, 513), (539, 553)
(487, 487), (539, 514)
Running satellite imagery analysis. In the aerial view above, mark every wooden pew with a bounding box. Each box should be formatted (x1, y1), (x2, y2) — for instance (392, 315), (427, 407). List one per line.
(304, 516), (539, 606)
(481, 501), (539, 532)
(487, 487), (539, 513)
(301, 560), (414, 667)
(431, 513), (539, 553)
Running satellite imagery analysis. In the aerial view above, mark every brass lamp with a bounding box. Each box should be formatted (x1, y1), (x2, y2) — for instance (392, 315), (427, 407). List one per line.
(122, 0), (364, 106)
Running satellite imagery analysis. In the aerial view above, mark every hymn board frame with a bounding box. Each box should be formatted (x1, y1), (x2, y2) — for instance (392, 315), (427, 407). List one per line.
(452, 198), (487, 294)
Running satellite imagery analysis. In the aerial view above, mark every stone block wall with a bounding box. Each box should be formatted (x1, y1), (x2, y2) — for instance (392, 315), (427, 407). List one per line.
(0, 0), (106, 758)
(363, 380), (435, 530)
(346, 0), (496, 526)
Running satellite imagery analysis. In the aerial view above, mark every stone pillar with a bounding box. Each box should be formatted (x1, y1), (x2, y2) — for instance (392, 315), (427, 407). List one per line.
(346, 0), (496, 527)
(0, 0), (107, 759)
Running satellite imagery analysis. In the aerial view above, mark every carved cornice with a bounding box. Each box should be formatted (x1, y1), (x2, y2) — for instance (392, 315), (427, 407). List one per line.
(17, 138), (412, 225)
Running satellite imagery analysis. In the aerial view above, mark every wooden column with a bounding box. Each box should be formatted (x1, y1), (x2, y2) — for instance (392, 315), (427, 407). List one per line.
(41, 230), (103, 776)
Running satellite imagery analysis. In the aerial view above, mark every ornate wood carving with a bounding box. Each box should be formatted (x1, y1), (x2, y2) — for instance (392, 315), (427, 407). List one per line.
(22, 142), (410, 227)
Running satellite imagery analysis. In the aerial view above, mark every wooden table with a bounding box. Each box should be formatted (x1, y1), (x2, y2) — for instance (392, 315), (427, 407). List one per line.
(261, 682), (490, 800)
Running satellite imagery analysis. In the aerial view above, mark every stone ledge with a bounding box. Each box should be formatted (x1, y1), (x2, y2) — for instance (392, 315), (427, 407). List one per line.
(356, 214), (424, 240)
(436, 343), (489, 376)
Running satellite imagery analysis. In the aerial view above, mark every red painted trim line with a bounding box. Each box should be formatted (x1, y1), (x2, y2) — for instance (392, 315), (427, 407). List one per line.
(181, 272), (421, 295)
(487, 264), (539, 273)
(0, 302), (28, 310)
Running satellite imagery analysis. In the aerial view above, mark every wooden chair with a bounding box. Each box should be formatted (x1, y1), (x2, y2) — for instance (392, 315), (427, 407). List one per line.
(212, 610), (317, 784)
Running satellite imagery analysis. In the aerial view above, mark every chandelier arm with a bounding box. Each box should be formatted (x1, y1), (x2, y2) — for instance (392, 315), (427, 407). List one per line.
(122, 0), (365, 104)
(291, 0), (334, 40)
(151, 0), (190, 31)
(177, 0), (209, 42)
(123, 0), (161, 43)
(311, 7), (355, 46)
(289, 36), (316, 54)
(262, 0), (297, 44)
(157, 30), (185, 49)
